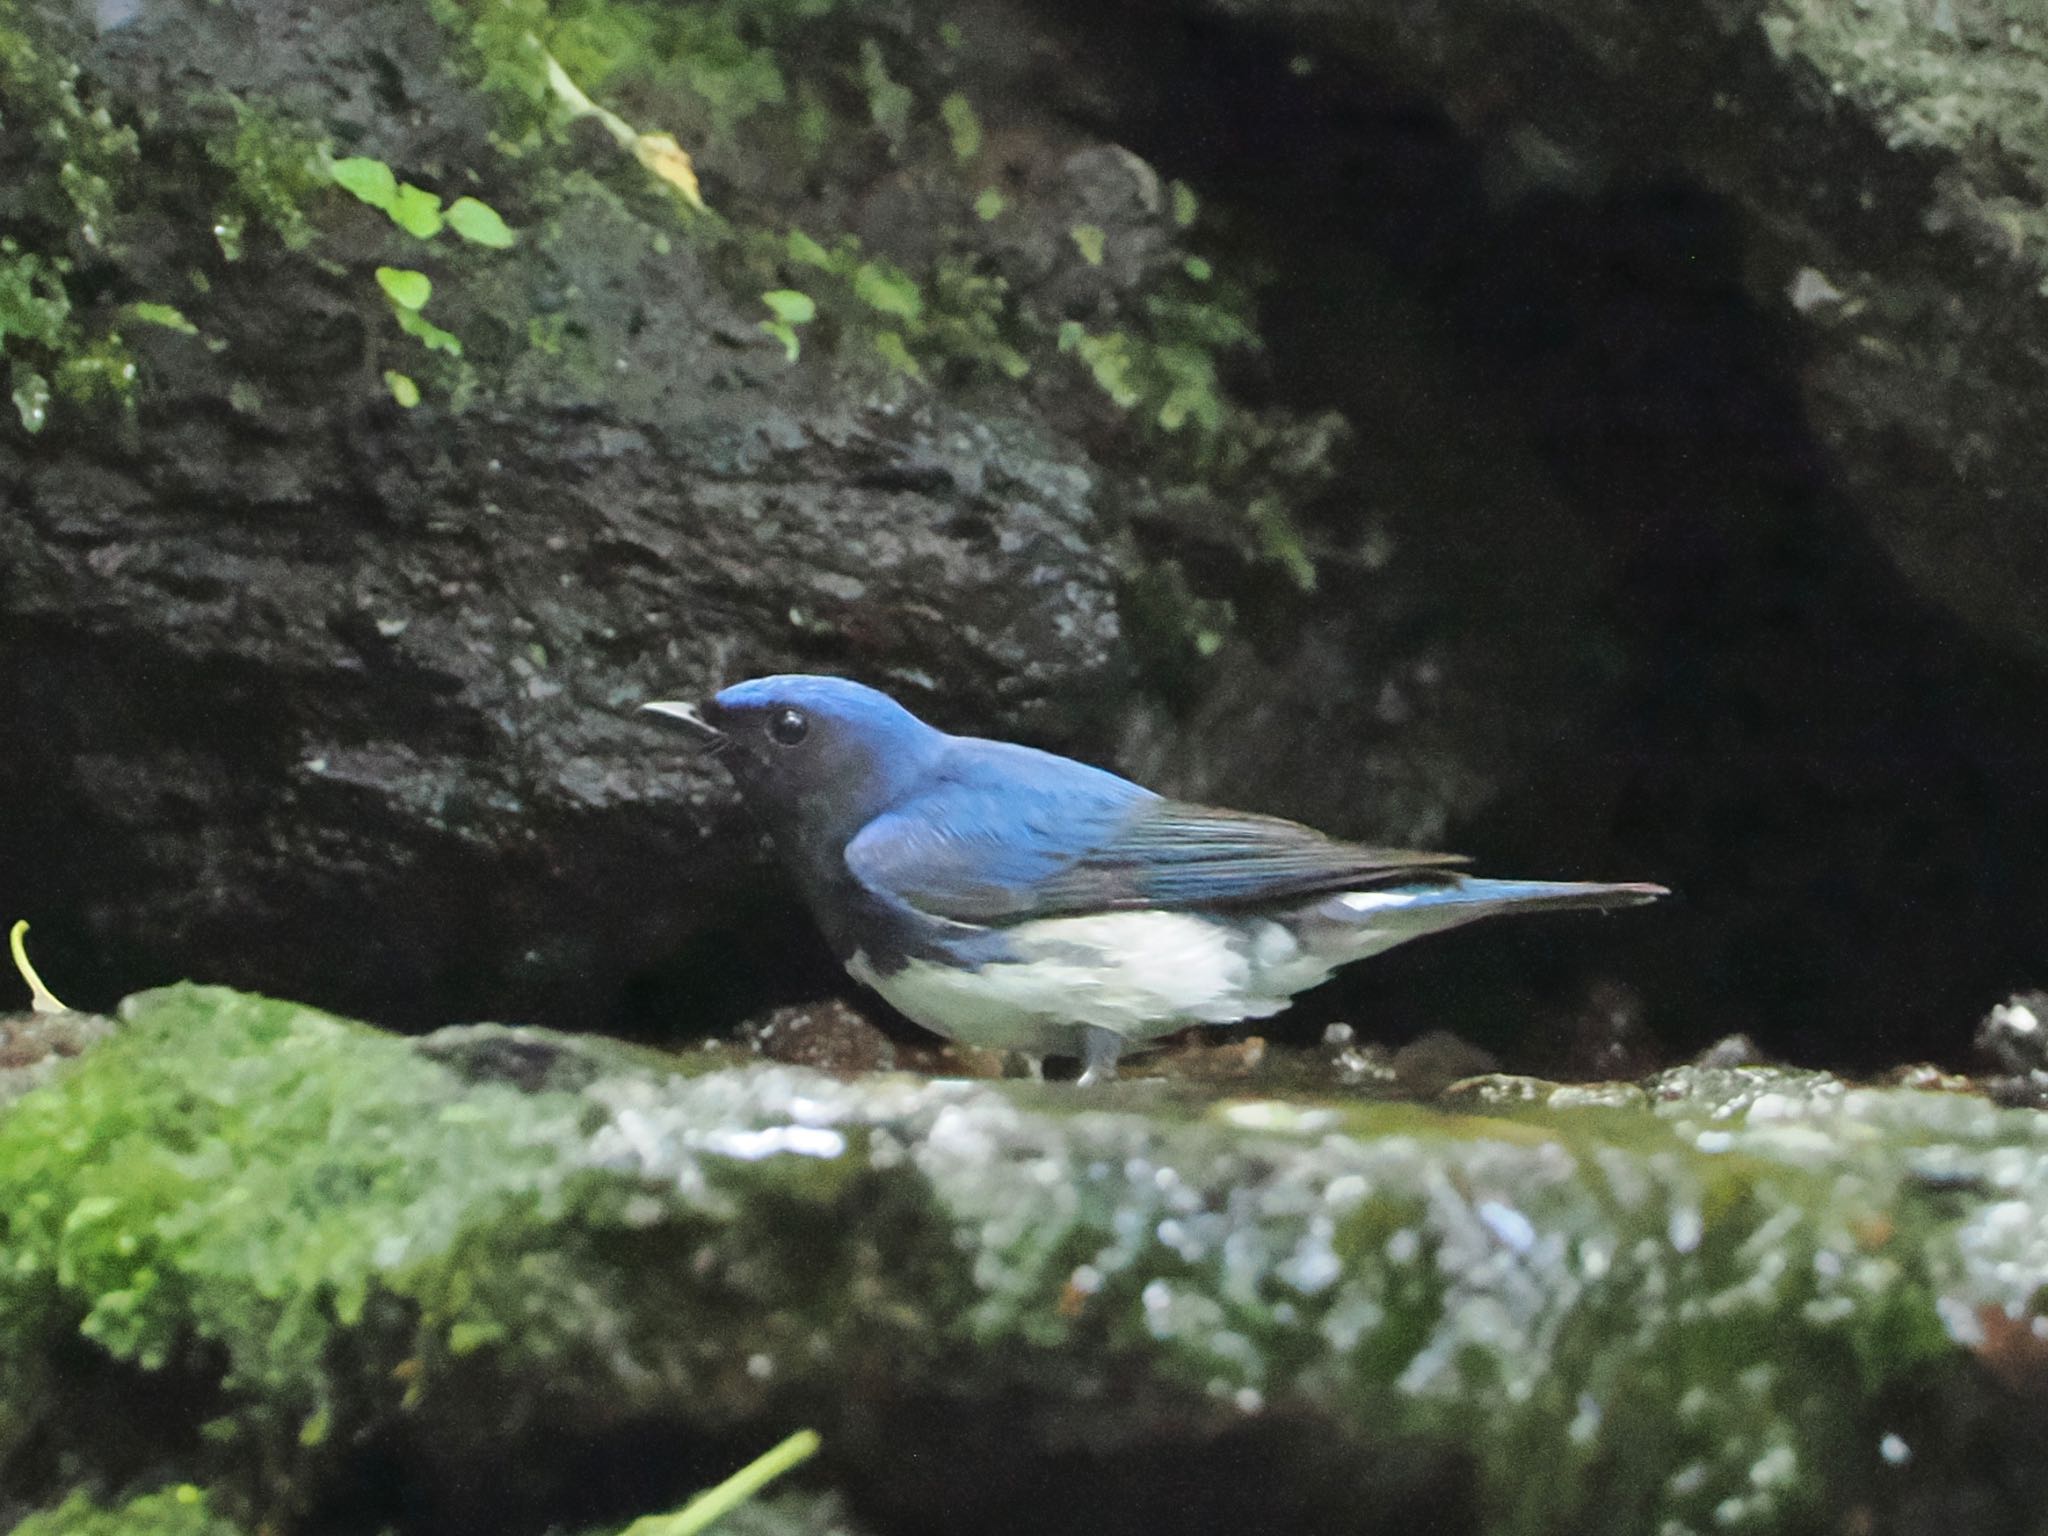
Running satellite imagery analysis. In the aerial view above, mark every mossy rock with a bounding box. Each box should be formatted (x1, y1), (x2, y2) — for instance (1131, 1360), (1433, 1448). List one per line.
(1, 985), (2044, 1534)
(6, 1487), (246, 1536)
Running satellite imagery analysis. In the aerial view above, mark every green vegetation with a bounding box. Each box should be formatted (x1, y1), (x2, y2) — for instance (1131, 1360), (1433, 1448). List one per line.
(939, 92), (981, 161)
(619, 1430), (822, 1536)
(207, 102), (326, 254)
(759, 286), (817, 361)
(7, 920), (68, 1014)
(0, 1425), (818, 1536)
(0, 6), (149, 429)
(0, 0), (1323, 591)
(0, 0), (529, 424)
(734, 227), (1029, 381)
(7, 1487), (244, 1536)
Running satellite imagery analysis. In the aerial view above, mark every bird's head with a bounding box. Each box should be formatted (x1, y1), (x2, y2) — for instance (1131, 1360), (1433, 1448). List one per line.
(640, 674), (949, 843)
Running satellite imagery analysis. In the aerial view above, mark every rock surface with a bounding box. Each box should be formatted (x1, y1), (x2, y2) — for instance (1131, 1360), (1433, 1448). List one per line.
(1179, 0), (2048, 665)
(0, 0), (1514, 1034)
(10, 0), (2048, 1077)
(4, 985), (2047, 1535)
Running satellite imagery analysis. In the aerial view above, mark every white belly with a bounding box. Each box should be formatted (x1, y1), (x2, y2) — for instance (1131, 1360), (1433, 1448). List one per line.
(845, 909), (1318, 1054)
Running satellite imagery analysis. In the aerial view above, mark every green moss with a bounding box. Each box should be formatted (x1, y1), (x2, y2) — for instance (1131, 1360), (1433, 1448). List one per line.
(414, 0), (1319, 583)
(6, 1486), (246, 1536)
(0, 9), (140, 240)
(0, 0), (1319, 583)
(436, 0), (837, 155)
(1765, 0), (2048, 284)
(0, 987), (596, 1488)
(2, 987), (2042, 1531)
(204, 101), (326, 253)
(0, 4), (147, 428)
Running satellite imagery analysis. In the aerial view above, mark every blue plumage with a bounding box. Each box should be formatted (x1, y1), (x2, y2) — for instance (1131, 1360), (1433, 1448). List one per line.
(642, 675), (1666, 1081)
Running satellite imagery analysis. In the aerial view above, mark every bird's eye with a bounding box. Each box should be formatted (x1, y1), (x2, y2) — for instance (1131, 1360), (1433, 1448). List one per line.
(767, 707), (809, 746)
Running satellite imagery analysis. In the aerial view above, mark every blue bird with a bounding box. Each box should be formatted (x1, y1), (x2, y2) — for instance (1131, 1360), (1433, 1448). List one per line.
(641, 676), (1666, 1083)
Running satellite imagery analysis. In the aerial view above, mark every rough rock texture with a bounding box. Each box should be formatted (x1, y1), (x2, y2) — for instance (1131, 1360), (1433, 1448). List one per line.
(13, 0), (2048, 1072)
(5, 986), (2048, 1536)
(0, 0), (1136, 1027)
(1175, 0), (2048, 665)
(0, 0), (1540, 1036)
(989, 0), (2048, 1069)
(0, 1008), (115, 1108)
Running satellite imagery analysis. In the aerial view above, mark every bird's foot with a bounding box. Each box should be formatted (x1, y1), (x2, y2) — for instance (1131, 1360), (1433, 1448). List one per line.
(1076, 1025), (1124, 1087)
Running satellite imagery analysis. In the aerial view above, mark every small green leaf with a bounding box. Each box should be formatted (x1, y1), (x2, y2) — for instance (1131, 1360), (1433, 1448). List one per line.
(859, 40), (913, 150)
(759, 319), (801, 362)
(394, 306), (462, 356)
(761, 289), (816, 325)
(940, 93), (982, 161)
(384, 370), (421, 407)
(64, 1194), (120, 1232)
(1070, 224), (1106, 266)
(1182, 255), (1213, 282)
(448, 1319), (507, 1355)
(1170, 180), (1199, 228)
(974, 187), (1007, 222)
(1062, 326), (1139, 407)
(330, 156), (398, 209)
(375, 266), (432, 310)
(1251, 495), (1317, 592)
(796, 94), (831, 155)
(787, 230), (832, 267)
(386, 183), (444, 239)
(853, 260), (922, 322)
(52, 338), (138, 403)
(446, 196), (515, 248)
(11, 370), (51, 433)
(125, 302), (198, 334)
(872, 330), (923, 379)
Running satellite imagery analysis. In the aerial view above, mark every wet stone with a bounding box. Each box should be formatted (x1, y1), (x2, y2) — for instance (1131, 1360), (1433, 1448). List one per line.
(5, 985), (2048, 1534)
(0, 1009), (116, 1108)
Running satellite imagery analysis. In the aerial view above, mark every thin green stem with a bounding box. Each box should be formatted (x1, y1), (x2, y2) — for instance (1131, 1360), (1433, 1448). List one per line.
(621, 1429), (823, 1536)
(8, 921), (68, 1014)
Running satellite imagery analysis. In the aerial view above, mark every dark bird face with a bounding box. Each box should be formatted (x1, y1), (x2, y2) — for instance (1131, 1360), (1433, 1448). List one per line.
(641, 675), (949, 851)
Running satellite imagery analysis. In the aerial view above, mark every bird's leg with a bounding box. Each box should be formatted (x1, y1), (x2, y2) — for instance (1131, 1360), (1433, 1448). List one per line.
(1076, 1026), (1124, 1087)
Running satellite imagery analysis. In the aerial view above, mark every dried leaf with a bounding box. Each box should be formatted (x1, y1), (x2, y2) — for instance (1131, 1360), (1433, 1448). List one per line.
(632, 133), (705, 211)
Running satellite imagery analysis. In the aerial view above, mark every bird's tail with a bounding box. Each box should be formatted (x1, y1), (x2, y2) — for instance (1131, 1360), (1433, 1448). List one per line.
(1419, 877), (1670, 916)
(1309, 876), (1668, 964)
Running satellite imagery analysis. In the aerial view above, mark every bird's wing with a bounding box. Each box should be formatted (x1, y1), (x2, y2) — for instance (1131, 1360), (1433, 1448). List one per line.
(846, 749), (1467, 924)
(1029, 799), (1468, 913)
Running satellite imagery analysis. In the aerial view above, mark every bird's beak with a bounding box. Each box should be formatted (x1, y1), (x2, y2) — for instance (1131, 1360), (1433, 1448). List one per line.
(638, 699), (730, 752)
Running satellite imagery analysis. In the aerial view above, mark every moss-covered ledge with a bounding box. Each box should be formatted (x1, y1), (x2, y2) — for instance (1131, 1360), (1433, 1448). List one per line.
(3, 985), (2046, 1535)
